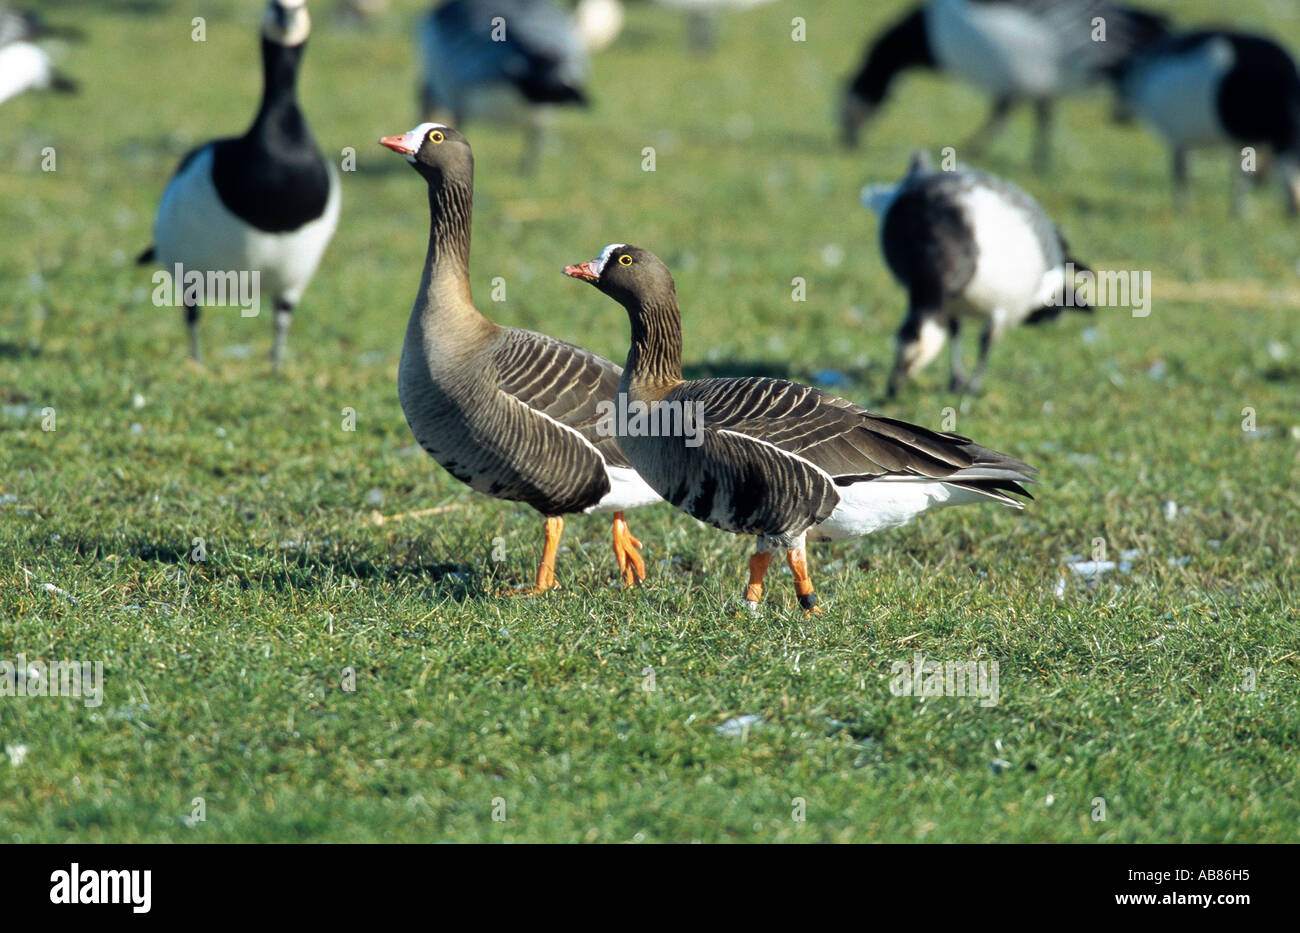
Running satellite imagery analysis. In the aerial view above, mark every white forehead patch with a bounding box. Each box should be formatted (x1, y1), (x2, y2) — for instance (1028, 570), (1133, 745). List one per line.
(393, 123), (448, 162)
(591, 243), (628, 277)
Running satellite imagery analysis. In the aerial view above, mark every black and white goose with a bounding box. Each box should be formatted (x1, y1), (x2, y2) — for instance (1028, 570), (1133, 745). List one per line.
(139, 0), (339, 367)
(1117, 29), (1300, 215)
(417, 0), (588, 171)
(0, 5), (79, 104)
(380, 124), (660, 592)
(862, 152), (1090, 396)
(564, 244), (1036, 612)
(841, 0), (1169, 170)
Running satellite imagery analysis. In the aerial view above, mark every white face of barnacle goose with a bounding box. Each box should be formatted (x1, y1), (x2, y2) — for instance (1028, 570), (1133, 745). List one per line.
(262, 0), (311, 47)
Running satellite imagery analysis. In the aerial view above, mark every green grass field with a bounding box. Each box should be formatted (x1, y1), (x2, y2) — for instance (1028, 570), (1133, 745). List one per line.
(2, 0), (1297, 842)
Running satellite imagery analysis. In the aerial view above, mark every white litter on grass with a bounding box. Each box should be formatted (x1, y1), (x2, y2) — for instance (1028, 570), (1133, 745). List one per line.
(1056, 550), (1143, 596)
(1163, 500), (1179, 522)
(1268, 341), (1288, 361)
(820, 244), (845, 268)
(6, 744), (29, 767)
(365, 489), (385, 507)
(716, 714), (763, 737)
(132, 393), (146, 410)
(21, 567), (76, 603)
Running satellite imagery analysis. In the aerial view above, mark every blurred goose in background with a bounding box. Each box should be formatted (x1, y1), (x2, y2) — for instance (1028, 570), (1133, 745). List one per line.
(0, 4), (79, 104)
(1117, 29), (1300, 216)
(139, 0), (339, 368)
(417, 0), (588, 172)
(564, 244), (1036, 613)
(863, 152), (1090, 396)
(841, 0), (1169, 171)
(380, 124), (659, 593)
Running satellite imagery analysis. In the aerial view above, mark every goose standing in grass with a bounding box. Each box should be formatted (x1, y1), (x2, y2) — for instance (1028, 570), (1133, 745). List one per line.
(1117, 29), (1300, 216)
(417, 0), (588, 172)
(380, 124), (659, 592)
(841, 0), (1168, 170)
(564, 244), (1036, 613)
(863, 152), (1090, 396)
(139, 0), (339, 368)
(0, 5), (79, 105)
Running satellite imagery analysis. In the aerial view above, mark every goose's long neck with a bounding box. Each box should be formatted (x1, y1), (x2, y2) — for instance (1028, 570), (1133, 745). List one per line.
(416, 170), (481, 328)
(624, 296), (684, 391)
(850, 7), (933, 105)
(251, 39), (311, 147)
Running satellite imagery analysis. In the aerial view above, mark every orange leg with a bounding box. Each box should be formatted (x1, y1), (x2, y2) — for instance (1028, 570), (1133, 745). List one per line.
(534, 515), (564, 592)
(786, 547), (823, 614)
(740, 551), (773, 610)
(611, 511), (646, 586)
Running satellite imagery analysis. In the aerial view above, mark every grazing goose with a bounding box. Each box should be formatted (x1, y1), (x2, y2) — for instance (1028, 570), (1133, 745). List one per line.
(380, 123), (659, 592)
(139, 0), (340, 367)
(564, 244), (1036, 613)
(863, 152), (1090, 396)
(841, 0), (1168, 170)
(1117, 30), (1300, 215)
(0, 5), (79, 104)
(417, 0), (588, 171)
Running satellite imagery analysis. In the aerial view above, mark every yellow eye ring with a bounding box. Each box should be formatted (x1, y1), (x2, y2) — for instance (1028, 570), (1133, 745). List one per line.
(618, 254), (633, 266)
(429, 130), (445, 144)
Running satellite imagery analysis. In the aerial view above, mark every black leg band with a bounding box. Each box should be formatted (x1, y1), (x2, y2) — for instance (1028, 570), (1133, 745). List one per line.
(798, 592), (818, 611)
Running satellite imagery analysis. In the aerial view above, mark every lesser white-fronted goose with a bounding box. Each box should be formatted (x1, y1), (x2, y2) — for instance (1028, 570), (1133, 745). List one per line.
(139, 0), (340, 367)
(841, 0), (1168, 170)
(564, 244), (1036, 612)
(1117, 29), (1300, 215)
(0, 5), (79, 104)
(417, 0), (587, 172)
(862, 151), (1090, 396)
(379, 124), (659, 592)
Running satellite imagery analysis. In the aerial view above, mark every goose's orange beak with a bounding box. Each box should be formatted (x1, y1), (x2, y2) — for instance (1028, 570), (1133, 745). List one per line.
(563, 261), (598, 282)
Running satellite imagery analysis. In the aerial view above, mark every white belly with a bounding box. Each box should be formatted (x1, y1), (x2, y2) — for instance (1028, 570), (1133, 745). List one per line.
(584, 465), (662, 513)
(956, 186), (1058, 327)
(809, 478), (990, 541)
(153, 146), (340, 309)
(0, 42), (54, 104)
(1124, 40), (1232, 147)
(927, 0), (1070, 98)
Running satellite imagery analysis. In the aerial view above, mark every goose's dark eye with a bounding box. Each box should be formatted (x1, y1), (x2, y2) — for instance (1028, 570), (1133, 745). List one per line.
(429, 130), (445, 144)
(618, 254), (633, 266)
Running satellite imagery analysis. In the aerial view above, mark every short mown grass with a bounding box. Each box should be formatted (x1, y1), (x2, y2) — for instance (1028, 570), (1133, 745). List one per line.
(1, 0), (1297, 842)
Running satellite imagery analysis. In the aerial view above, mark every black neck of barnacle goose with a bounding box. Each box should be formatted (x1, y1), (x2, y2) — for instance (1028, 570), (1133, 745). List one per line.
(624, 294), (684, 388)
(250, 38), (311, 150)
(849, 6), (934, 105)
(212, 38), (329, 232)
